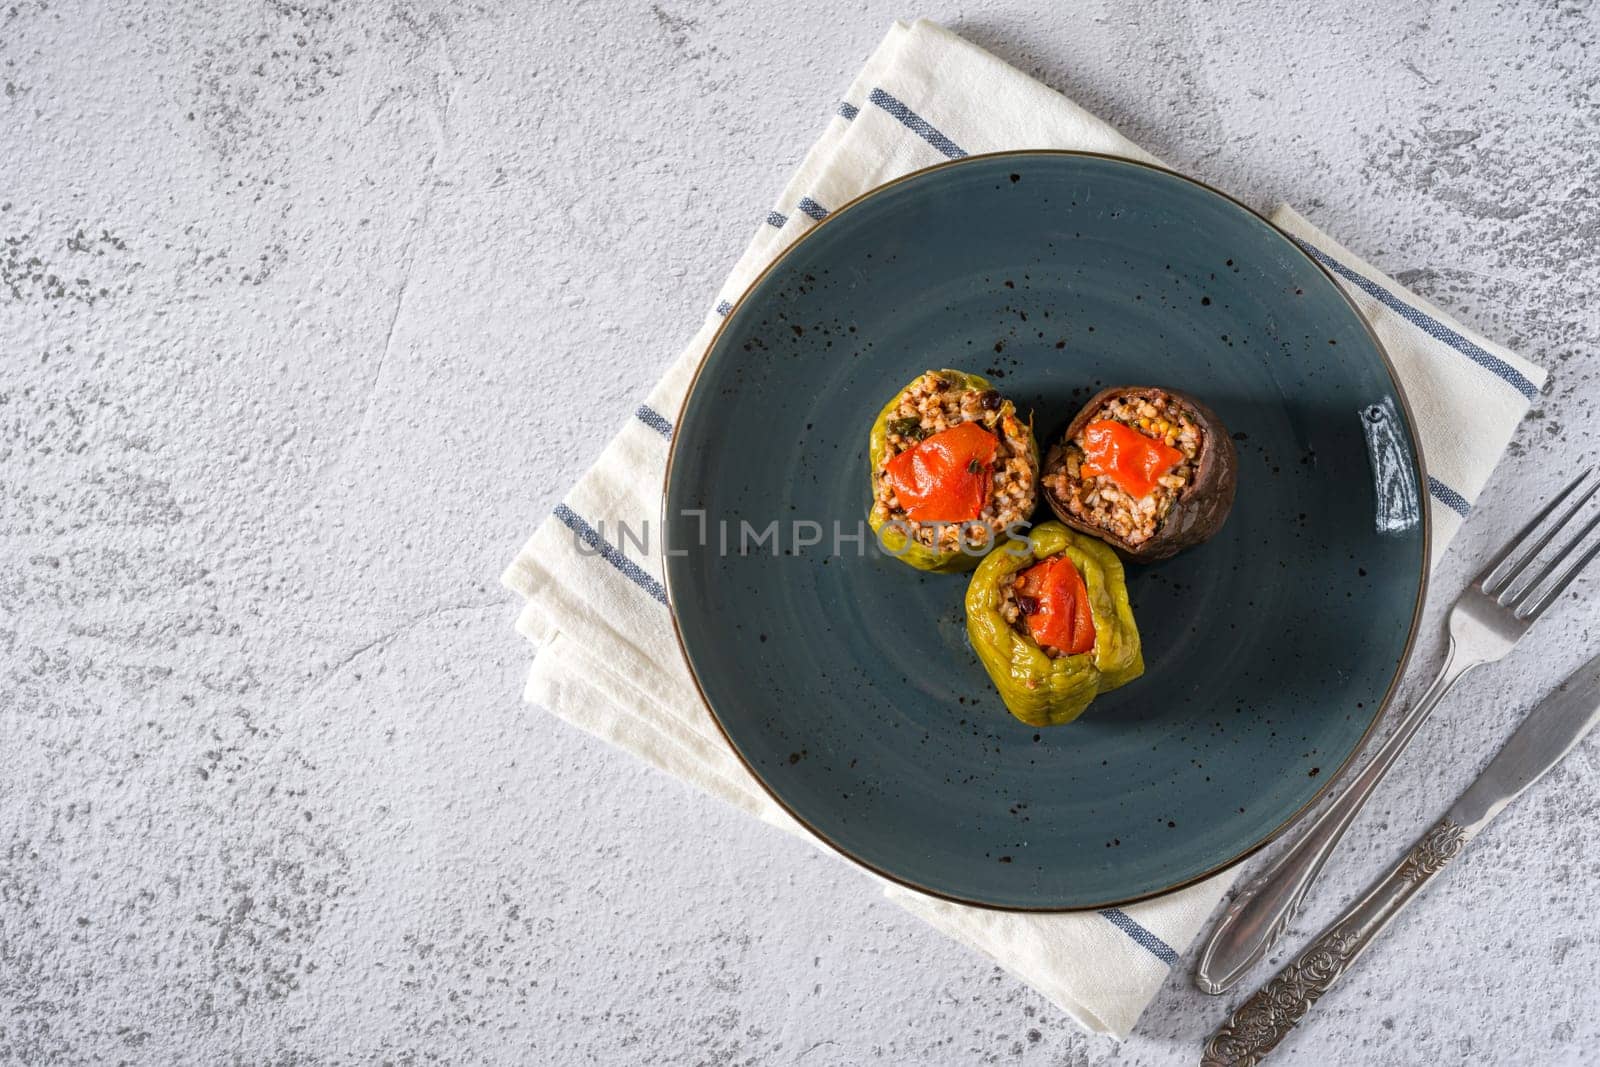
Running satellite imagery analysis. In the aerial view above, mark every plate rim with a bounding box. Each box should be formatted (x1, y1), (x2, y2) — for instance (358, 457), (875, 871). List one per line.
(660, 149), (1432, 912)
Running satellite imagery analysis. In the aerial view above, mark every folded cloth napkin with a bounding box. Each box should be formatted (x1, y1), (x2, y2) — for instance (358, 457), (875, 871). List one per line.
(502, 18), (1547, 1039)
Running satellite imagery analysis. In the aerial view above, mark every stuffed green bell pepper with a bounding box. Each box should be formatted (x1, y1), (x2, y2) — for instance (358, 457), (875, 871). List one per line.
(965, 521), (1144, 727)
(868, 369), (1039, 572)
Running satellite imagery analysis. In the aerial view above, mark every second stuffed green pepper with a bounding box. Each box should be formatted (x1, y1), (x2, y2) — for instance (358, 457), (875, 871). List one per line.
(965, 521), (1144, 727)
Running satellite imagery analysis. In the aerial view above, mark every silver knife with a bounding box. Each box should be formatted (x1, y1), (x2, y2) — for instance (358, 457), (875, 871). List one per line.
(1200, 648), (1600, 1067)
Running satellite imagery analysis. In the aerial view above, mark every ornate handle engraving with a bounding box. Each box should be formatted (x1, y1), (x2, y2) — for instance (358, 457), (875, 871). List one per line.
(1201, 817), (1467, 1066)
(1397, 819), (1466, 881)
(1200, 928), (1359, 1067)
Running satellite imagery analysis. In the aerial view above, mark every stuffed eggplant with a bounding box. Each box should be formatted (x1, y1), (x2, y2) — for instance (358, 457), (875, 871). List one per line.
(869, 369), (1039, 572)
(1042, 386), (1236, 562)
(965, 521), (1144, 727)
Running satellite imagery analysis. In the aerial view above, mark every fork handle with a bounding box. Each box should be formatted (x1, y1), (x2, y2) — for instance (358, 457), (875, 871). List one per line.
(1193, 639), (1478, 995)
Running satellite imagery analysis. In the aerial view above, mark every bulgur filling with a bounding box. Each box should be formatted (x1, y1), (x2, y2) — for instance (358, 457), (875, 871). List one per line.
(871, 371), (1036, 551)
(1044, 393), (1202, 547)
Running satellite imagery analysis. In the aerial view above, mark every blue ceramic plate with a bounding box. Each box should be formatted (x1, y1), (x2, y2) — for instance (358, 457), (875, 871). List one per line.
(663, 152), (1427, 910)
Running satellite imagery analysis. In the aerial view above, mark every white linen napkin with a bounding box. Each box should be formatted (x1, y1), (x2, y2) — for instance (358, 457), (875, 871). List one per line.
(502, 18), (1547, 1039)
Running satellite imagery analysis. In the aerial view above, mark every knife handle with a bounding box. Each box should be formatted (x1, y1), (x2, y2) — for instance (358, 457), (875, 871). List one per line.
(1200, 816), (1468, 1067)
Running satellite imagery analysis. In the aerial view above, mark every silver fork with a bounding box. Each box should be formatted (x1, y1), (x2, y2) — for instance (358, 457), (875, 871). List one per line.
(1195, 467), (1600, 995)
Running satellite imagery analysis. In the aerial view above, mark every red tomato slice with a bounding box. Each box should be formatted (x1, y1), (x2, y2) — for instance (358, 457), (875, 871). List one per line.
(883, 421), (999, 523)
(1016, 556), (1096, 655)
(1078, 419), (1185, 499)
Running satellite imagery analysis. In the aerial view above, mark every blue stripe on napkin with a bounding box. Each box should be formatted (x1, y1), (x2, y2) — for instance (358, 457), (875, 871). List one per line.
(766, 210), (788, 229)
(1427, 475), (1471, 517)
(867, 88), (968, 159)
(714, 300), (733, 317)
(554, 503), (668, 606)
(1290, 237), (1540, 401)
(797, 197), (831, 221)
(837, 101), (860, 121)
(635, 404), (674, 439)
(1099, 908), (1179, 965)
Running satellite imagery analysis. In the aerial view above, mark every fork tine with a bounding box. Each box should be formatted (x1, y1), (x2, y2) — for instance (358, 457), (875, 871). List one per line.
(1515, 522), (1600, 620)
(1502, 507), (1600, 608)
(1480, 467), (1598, 596)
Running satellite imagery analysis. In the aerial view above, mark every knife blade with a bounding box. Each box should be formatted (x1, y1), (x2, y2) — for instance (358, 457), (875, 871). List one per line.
(1201, 648), (1600, 1067)
(1446, 647), (1600, 835)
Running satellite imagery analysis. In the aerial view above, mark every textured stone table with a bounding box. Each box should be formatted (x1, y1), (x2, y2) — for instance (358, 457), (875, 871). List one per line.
(4, 1), (1597, 1063)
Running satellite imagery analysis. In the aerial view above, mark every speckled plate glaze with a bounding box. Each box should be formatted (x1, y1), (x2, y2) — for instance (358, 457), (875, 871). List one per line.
(663, 152), (1428, 910)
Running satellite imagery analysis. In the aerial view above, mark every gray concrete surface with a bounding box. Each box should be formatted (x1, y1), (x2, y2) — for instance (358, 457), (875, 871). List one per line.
(3, 1), (1598, 1063)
